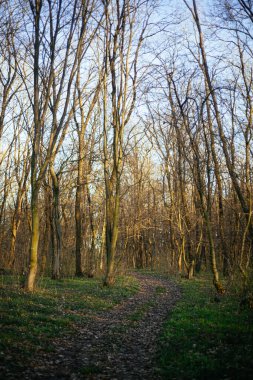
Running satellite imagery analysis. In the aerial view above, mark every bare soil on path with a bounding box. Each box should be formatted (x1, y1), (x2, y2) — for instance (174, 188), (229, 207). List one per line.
(23, 272), (180, 380)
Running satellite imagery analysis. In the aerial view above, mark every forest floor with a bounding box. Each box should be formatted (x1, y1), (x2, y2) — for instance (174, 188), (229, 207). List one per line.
(0, 272), (180, 379)
(2, 271), (253, 379)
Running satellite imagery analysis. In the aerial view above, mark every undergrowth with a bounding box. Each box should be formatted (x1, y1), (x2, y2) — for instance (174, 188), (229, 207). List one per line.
(158, 275), (253, 380)
(0, 274), (139, 374)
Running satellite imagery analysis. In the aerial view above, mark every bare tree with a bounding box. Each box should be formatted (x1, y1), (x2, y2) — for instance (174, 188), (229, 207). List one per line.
(102, 0), (152, 285)
(25, 0), (100, 291)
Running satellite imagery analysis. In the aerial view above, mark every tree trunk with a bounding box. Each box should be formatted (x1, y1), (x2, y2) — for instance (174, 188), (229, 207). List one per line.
(26, 188), (39, 291)
(104, 184), (120, 286)
(25, 0), (42, 292)
(191, 0), (253, 239)
(41, 183), (51, 275)
(50, 165), (62, 280)
(75, 141), (85, 277)
(86, 181), (96, 278)
(8, 195), (23, 269)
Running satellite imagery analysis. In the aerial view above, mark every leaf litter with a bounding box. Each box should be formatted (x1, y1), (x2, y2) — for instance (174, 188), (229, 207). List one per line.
(14, 273), (180, 379)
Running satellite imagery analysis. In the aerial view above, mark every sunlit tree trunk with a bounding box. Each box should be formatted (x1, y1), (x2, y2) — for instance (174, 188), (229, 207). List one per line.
(27, 187), (40, 291)
(25, 0), (97, 289)
(170, 71), (224, 293)
(102, 0), (148, 286)
(26, 0), (42, 291)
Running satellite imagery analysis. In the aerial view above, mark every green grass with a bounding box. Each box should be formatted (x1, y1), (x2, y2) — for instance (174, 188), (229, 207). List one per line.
(78, 364), (101, 375)
(127, 300), (155, 322)
(155, 285), (166, 294)
(0, 274), (139, 374)
(158, 276), (253, 380)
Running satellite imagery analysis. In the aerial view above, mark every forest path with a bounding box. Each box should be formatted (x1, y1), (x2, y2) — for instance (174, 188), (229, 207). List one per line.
(25, 272), (181, 380)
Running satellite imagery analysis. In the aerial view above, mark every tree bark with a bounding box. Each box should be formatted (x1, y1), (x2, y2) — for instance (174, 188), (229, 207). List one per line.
(26, 188), (40, 291)
(26, 0), (42, 291)
(50, 165), (62, 280)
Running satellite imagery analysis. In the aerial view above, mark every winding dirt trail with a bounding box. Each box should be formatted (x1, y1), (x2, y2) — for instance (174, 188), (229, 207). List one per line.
(25, 272), (180, 380)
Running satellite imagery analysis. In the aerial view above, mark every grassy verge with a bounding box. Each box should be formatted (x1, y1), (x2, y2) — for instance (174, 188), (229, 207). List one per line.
(158, 275), (253, 380)
(0, 274), (139, 374)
